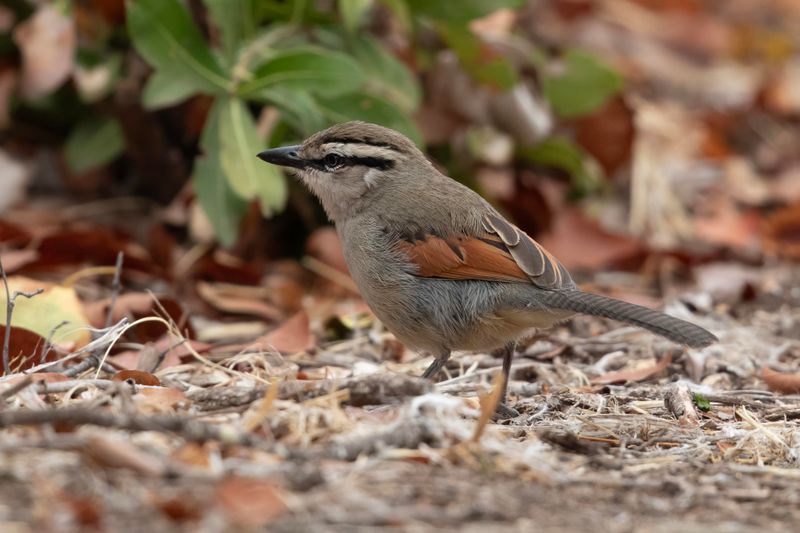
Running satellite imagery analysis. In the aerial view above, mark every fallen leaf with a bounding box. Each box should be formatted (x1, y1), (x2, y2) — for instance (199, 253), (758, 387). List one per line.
(191, 251), (262, 285)
(538, 207), (646, 271)
(110, 336), (210, 370)
(61, 495), (102, 528)
(0, 250), (40, 273)
(574, 95), (634, 176)
(305, 227), (349, 275)
(761, 367), (800, 394)
(0, 218), (32, 245)
(216, 477), (287, 528)
(0, 276), (91, 348)
(196, 281), (282, 321)
(252, 311), (313, 354)
(0, 325), (54, 374)
(155, 496), (203, 523)
(592, 352), (673, 385)
(763, 204), (800, 260)
(84, 293), (190, 343)
(694, 201), (762, 250)
(25, 227), (156, 275)
(136, 387), (187, 412)
(171, 443), (211, 469)
(111, 369), (161, 386)
(13, 5), (76, 99)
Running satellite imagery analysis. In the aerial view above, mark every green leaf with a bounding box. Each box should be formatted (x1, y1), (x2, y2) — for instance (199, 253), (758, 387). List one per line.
(437, 23), (517, 89)
(193, 99), (248, 246)
(217, 97), (287, 215)
(203, 0), (257, 67)
(318, 93), (422, 146)
(339, 0), (373, 32)
(193, 157), (248, 246)
(126, 0), (228, 92)
(259, 89), (327, 135)
(237, 48), (364, 98)
(519, 137), (600, 196)
(350, 35), (420, 112)
(65, 116), (125, 173)
(405, 0), (524, 23)
(142, 70), (204, 109)
(542, 49), (623, 118)
(692, 393), (712, 412)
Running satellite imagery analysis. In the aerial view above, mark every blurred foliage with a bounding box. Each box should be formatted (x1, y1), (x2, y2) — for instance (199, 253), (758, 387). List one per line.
(1, 0), (623, 246)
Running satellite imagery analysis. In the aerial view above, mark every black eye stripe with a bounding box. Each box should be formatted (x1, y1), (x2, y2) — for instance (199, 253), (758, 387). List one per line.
(306, 155), (394, 171)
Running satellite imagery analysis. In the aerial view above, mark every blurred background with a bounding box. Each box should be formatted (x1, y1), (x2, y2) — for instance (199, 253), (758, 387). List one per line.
(1, 0), (799, 344)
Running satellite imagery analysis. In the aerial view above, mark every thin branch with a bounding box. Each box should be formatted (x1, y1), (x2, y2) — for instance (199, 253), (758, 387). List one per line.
(1, 255), (44, 375)
(0, 406), (269, 448)
(105, 251), (124, 329)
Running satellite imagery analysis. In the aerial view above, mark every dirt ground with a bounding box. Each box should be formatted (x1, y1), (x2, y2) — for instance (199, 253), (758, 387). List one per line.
(0, 263), (798, 532)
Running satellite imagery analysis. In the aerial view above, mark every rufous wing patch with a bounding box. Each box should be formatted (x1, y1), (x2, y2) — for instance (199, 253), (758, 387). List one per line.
(397, 233), (528, 282)
(397, 214), (574, 290)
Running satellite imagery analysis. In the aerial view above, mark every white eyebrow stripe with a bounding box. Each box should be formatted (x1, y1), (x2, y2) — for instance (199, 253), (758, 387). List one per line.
(320, 143), (398, 160)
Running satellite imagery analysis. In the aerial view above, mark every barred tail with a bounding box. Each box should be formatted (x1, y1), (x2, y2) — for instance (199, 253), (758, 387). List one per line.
(540, 290), (717, 348)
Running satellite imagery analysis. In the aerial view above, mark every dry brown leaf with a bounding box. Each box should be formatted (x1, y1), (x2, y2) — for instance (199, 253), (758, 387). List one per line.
(110, 336), (209, 370)
(215, 477), (287, 528)
(0, 325), (51, 374)
(111, 369), (161, 386)
(761, 367), (800, 395)
(763, 205), (800, 259)
(305, 227), (349, 274)
(538, 208), (645, 271)
(136, 387), (187, 412)
(694, 200), (762, 250)
(592, 352), (673, 385)
(155, 496), (203, 524)
(196, 281), (282, 321)
(253, 311), (313, 354)
(171, 443), (212, 469)
(574, 96), (634, 176)
(84, 292), (190, 343)
(13, 5), (76, 99)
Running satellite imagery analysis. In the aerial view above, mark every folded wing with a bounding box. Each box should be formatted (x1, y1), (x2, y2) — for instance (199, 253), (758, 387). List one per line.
(396, 213), (573, 290)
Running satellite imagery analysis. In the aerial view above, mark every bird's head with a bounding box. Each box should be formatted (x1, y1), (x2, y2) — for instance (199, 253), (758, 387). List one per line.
(257, 121), (431, 221)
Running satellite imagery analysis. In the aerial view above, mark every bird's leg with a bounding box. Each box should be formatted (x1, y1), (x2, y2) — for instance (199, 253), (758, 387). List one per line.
(494, 342), (520, 419)
(422, 350), (451, 379)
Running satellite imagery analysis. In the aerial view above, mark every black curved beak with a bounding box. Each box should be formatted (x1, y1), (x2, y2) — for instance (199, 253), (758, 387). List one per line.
(257, 145), (305, 170)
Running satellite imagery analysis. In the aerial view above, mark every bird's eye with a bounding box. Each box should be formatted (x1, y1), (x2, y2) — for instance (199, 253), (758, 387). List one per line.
(324, 153), (344, 169)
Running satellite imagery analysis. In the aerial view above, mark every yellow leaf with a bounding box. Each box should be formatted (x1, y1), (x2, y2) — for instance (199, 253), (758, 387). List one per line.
(0, 276), (91, 348)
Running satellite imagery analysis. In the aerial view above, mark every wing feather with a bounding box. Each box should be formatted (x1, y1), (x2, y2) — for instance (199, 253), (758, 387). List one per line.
(396, 213), (573, 290)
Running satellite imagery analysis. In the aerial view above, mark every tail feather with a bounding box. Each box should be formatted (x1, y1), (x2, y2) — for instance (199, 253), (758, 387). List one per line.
(540, 290), (717, 348)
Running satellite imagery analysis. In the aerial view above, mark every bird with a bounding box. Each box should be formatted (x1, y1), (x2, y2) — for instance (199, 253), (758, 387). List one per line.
(257, 121), (716, 413)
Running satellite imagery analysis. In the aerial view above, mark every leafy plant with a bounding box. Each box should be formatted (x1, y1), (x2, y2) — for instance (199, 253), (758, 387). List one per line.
(123, 0), (428, 245)
(2, 0), (623, 245)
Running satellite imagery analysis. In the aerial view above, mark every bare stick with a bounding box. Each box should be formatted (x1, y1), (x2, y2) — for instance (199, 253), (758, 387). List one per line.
(0, 406), (269, 448)
(1, 255), (44, 375)
(105, 251), (124, 329)
(188, 373), (433, 411)
(0, 375), (34, 403)
(291, 418), (438, 461)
